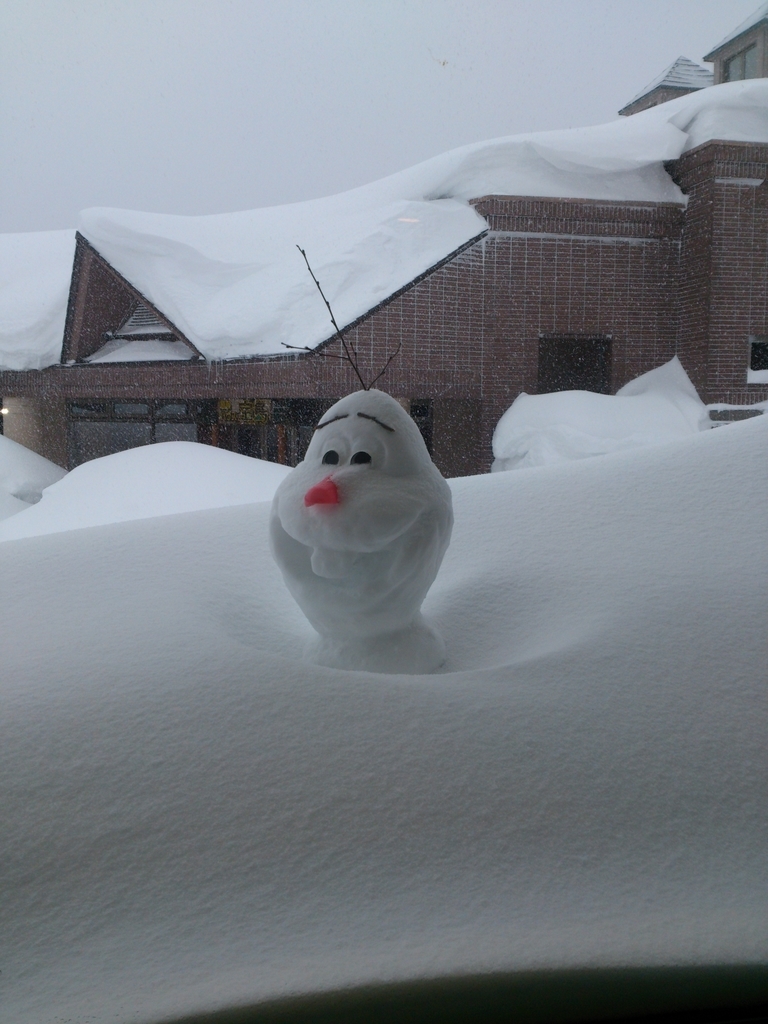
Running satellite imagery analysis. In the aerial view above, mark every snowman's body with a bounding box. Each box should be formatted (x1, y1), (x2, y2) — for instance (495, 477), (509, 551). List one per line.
(270, 390), (453, 673)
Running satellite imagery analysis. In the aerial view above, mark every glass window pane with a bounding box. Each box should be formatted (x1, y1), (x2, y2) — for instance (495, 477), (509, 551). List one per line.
(154, 422), (198, 443)
(750, 341), (768, 371)
(155, 402), (189, 419)
(725, 52), (743, 81)
(70, 402), (110, 417)
(113, 402), (150, 417)
(744, 44), (758, 79)
(70, 422), (151, 466)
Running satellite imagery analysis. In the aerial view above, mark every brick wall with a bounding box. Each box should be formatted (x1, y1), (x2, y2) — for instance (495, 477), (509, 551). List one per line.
(674, 141), (768, 404)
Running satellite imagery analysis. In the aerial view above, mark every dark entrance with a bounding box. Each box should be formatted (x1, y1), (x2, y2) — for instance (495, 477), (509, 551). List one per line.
(538, 335), (612, 394)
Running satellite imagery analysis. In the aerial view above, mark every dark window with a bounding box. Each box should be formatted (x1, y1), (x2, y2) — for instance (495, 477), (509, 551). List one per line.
(724, 44), (758, 81)
(70, 421), (152, 464)
(70, 402), (111, 418)
(67, 399), (204, 467)
(410, 400), (433, 454)
(538, 336), (612, 394)
(113, 402), (150, 417)
(749, 339), (768, 372)
(155, 402), (189, 419)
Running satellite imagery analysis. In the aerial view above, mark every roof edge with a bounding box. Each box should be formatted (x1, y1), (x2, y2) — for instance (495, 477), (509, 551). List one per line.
(703, 10), (768, 61)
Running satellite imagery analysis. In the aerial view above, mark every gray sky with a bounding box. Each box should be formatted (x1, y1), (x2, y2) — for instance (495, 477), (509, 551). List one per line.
(0, 0), (759, 233)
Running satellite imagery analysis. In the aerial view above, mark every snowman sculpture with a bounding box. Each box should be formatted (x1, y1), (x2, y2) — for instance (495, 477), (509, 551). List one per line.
(270, 390), (453, 673)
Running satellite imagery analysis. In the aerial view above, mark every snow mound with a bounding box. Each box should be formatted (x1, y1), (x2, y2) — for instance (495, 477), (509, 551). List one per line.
(492, 357), (710, 471)
(1, 416), (766, 1023)
(4, 81), (767, 371)
(0, 433), (67, 522)
(0, 441), (290, 540)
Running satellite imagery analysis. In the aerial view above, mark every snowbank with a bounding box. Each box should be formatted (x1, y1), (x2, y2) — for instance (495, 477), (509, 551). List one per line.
(492, 357), (711, 471)
(0, 433), (67, 521)
(1, 416), (766, 1023)
(0, 441), (290, 540)
(2, 81), (767, 370)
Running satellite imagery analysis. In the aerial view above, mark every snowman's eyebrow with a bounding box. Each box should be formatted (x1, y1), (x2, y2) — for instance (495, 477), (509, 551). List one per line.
(315, 414), (349, 429)
(357, 412), (395, 432)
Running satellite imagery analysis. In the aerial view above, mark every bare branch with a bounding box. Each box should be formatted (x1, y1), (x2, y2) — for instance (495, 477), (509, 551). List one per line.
(281, 342), (349, 361)
(367, 343), (402, 388)
(297, 246), (369, 390)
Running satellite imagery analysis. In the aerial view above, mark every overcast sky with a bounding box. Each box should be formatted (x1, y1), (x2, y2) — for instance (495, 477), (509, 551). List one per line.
(0, 0), (759, 233)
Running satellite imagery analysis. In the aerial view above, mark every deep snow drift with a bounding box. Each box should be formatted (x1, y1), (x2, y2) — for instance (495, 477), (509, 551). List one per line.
(2, 80), (768, 370)
(0, 433), (67, 521)
(0, 441), (290, 540)
(492, 357), (711, 471)
(1, 415), (766, 1024)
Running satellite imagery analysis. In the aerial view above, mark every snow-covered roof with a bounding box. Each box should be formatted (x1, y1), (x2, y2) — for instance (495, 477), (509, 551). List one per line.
(704, 1), (768, 59)
(622, 56), (713, 109)
(0, 229), (75, 370)
(2, 80), (768, 372)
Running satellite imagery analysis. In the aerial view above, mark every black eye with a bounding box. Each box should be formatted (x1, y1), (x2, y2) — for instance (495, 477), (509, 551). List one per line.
(322, 450), (339, 465)
(351, 451), (372, 464)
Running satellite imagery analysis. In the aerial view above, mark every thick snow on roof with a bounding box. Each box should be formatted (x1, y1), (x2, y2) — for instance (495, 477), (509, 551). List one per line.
(2, 81), (768, 370)
(78, 82), (768, 365)
(1, 417), (766, 1022)
(0, 229), (75, 370)
(704, 1), (768, 59)
(623, 56), (713, 108)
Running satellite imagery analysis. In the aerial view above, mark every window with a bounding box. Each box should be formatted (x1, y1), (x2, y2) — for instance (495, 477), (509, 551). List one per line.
(410, 400), (433, 454)
(538, 336), (612, 394)
(67, 399), (212, 467)
(724, 44), (758, 81)
(748, 337), (768, 384)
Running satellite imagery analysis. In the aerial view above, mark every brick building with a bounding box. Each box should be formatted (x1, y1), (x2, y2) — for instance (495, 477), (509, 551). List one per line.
(2, 22), (767, 477)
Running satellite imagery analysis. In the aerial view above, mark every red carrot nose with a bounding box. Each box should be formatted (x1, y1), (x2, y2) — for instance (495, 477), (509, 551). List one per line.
(304, 476), (339, 507)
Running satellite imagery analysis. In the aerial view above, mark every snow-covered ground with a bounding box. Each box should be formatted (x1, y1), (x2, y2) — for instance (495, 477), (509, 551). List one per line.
(2, 414), (766, 1024)
(2, 80), (767, 370)
(0, 441), (290, 540)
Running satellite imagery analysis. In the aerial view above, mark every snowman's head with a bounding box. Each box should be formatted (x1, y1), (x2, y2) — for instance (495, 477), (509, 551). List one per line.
(272, 390), (448, 556)
(303, 390), (434, 481)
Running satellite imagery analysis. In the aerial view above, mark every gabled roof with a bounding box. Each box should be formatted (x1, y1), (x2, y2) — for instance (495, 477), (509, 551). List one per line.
(704, 2), (768, 60)
(61, 233), (205, 364)
(621, 57), (713, 111)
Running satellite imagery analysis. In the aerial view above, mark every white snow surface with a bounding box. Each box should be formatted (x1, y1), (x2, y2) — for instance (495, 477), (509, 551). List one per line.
(0, 432), (67, 521)
(0, 229), (75, 370)
(0, 441), (290, 541)
(3, 81), (768, 371)
(1, 415), (766, 1024)
(492, 357), (711, 471)
(86, 337), (196, 362)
